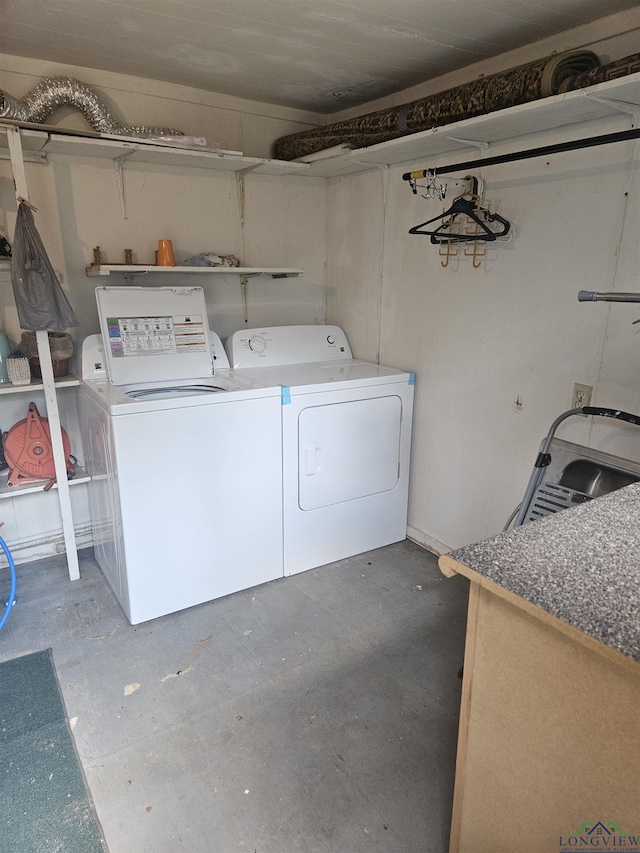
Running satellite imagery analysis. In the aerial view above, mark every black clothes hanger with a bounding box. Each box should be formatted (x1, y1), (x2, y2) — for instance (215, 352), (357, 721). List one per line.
(426, 204), (510, 244)
(409, 177), (511, 243)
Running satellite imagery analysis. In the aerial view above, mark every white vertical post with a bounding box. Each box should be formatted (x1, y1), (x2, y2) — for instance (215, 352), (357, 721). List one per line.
(7, 127), (80, 581)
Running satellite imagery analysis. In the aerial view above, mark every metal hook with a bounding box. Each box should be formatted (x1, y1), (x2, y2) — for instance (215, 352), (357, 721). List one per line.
(420, 169), (448, 202)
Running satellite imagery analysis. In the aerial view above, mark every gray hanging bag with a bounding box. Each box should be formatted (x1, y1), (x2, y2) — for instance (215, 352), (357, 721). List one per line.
(10, 202), (78, 331)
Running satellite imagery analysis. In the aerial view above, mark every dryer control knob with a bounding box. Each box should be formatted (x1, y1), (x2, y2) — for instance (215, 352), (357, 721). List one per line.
(326, 335), (335, 345)
(248, 335), (266, 354)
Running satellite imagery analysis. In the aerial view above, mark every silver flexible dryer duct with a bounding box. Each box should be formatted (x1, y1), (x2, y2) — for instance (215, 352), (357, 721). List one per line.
(0, 76), (183, 137)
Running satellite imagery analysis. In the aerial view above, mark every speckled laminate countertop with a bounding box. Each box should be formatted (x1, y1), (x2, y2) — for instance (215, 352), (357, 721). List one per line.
(443, 482), (640, 664)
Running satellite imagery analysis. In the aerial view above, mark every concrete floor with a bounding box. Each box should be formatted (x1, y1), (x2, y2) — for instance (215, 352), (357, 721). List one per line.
(0, 540), (469, 853)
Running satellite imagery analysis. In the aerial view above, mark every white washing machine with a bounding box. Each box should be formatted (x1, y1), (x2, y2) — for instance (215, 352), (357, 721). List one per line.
(226, 325), (415, 576)
(79, 286), (283, 624)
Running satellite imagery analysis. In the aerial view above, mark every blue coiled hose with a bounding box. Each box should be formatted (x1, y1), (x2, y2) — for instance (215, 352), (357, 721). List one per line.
(0, 535), (16, 630)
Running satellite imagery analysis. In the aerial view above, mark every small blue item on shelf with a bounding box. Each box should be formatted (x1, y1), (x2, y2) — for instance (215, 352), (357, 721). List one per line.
(0, 332), (11, 383)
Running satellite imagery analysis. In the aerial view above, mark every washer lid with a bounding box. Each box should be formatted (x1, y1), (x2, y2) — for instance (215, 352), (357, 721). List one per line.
(95, 286), (214, 385)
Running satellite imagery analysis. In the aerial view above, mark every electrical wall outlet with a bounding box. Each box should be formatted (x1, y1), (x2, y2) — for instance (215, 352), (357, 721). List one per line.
(572, 383), (593, 409)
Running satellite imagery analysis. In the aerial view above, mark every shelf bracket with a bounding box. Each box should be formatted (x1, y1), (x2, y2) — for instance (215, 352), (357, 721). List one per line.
(582, 93), (640, 125)
(583, 94), (640, 197)
(113, 150), (134, 221)
(237, 270), (265, 323)
(235, 164), (261, 227)
(237, 163), (262, 178)
(445, 137), (490, 158)
(240, 273), (250, 323)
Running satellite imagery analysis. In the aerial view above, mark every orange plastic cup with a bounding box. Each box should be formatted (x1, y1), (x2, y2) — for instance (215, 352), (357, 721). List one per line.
(157, 239), (176, 266)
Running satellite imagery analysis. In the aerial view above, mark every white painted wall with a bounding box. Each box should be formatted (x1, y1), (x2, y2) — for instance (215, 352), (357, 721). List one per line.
(2, 8), (640, 562)
(0, 54), (327, 561)
(326, 63), (640, 553)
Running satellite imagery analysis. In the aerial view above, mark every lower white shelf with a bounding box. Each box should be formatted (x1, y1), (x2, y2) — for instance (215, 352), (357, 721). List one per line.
(0, 376), (80, 395)
(0, 466), (90, 499)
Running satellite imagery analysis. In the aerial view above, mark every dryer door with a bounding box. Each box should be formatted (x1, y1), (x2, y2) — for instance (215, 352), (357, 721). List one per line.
(298, 395), (402, 510)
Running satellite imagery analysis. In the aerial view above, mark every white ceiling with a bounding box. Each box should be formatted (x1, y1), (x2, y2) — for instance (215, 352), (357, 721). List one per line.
(1, 0), (639, 114)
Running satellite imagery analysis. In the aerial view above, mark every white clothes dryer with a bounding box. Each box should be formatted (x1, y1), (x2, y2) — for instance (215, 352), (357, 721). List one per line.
(226, 325), (415, 576)
(79, 286), (283, 624)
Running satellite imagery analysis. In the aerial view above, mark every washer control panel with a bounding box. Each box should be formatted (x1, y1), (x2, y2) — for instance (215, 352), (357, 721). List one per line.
(227, 325), (352, 368)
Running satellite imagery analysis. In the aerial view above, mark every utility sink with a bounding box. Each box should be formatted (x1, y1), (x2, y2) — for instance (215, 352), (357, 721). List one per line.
(558, 458), (640, 498)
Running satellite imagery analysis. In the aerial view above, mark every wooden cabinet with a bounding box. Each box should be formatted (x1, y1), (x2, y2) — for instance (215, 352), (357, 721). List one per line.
(439, 486), (640, 853)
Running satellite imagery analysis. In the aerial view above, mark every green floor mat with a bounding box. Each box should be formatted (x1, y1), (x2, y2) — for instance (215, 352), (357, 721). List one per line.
(0, 649), (106, 852)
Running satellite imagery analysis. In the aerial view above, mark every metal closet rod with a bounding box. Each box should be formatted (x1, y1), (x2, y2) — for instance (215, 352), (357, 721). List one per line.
(402, 125), (640, 182)
(578, 290), (640, 302)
